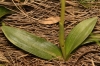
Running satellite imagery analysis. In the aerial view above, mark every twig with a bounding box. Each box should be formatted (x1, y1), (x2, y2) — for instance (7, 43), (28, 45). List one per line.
(91, 60), (95, 66)
(66, 1), (78, 6)
(0, 2), (27, 6)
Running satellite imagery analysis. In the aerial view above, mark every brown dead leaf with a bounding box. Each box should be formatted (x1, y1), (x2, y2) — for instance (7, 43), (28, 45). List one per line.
(39, 16), (60, 24)
(0, 51), (9, 63)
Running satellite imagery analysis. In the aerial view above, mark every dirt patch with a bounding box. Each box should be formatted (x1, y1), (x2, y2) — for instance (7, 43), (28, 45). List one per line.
(0, 0), (100, 66)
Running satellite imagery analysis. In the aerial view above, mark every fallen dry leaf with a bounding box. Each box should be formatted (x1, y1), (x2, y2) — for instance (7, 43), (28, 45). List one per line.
(39, 16), (60, 24)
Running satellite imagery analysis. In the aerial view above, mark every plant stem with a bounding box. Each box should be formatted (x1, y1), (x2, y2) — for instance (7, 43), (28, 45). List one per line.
(59, 0), (66, 60)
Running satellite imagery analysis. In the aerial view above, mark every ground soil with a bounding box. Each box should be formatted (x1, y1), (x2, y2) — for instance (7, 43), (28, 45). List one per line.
(0, 0), (100, 66)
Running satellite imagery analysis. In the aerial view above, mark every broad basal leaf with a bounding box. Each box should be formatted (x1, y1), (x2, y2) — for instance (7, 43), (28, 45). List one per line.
(1, 26), (62, 60)
(0, 6), (11, 18)
(65, 17), (98, 59)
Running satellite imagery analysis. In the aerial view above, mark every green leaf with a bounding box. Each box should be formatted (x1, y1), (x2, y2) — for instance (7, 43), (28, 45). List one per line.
(65, 17), (98, 59)
(1, 26), (62, 60)
(0, 6), (11, 18)
(83, 33), (100, 45)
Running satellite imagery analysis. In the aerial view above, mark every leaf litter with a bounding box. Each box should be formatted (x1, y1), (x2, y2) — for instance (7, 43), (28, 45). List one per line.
(0, 0), (100, 66)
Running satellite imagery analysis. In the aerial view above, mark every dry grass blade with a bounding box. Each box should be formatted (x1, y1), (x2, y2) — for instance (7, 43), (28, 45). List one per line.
(11, 0), (28, 17)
